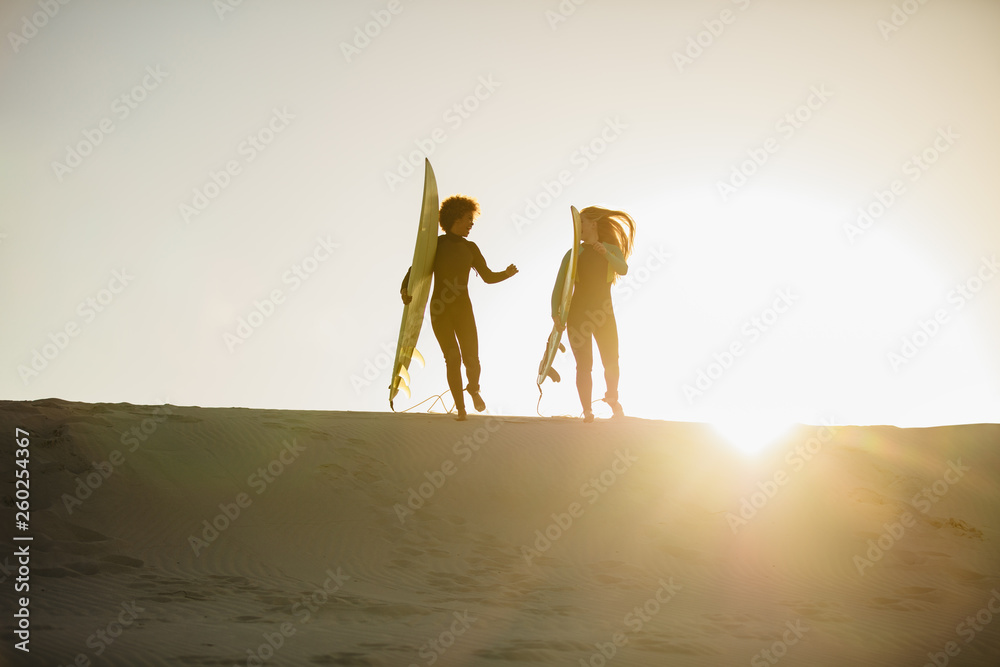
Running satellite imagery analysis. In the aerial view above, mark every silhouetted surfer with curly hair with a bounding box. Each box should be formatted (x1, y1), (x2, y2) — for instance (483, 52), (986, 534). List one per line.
(402, 196), (518, 421)
(551, 207), (635, 422)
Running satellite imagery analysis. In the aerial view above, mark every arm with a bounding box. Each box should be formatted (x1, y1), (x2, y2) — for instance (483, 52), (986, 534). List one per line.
(550, 249), (572, 320)
(602, 243), (628, 276)
(471, 242), (517, 284)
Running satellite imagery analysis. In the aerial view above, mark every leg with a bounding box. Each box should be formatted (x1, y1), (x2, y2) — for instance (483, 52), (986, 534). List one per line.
(453, 298), (486, 412)
(430, 304), (465, 413)
(453, 299), (481, 394)
(592, 301), (623, 417)
(593, 303), (620, 403)
(567, 310), (594, 417)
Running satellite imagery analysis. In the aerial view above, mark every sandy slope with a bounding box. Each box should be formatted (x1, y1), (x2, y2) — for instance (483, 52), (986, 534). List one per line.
(1, 398), (998, 666)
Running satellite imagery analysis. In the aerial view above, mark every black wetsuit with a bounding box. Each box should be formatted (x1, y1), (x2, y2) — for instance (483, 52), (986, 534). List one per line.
(552, 242), (628, 411)
(401, 232), (510, 411)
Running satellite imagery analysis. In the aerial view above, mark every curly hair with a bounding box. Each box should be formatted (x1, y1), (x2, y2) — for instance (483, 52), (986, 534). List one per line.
(439, 195), (480, 232)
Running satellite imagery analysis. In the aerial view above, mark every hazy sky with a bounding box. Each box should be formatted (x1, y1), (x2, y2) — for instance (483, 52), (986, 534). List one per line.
(3, 0), (999, 428)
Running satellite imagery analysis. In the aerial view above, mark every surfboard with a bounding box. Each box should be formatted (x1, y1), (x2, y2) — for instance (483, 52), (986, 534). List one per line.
(390, 159), (439, 409)
(537, 206), (582, 387)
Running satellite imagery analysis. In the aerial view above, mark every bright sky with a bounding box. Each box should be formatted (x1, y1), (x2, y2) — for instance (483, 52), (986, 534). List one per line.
(2, 0), (999, 429)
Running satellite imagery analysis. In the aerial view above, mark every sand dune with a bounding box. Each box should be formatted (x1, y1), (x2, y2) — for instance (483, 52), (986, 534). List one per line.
(1, 398), (998, 666)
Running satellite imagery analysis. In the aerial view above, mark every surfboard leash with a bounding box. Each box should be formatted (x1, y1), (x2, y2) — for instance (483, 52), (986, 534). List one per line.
(399, 388), (455, 415)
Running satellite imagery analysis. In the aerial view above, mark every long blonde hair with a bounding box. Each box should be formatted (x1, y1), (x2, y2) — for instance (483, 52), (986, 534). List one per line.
(582, 207), (636, 283)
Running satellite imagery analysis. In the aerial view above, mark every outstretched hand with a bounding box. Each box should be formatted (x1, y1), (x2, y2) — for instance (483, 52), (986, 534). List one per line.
(505, 264), (519, 277)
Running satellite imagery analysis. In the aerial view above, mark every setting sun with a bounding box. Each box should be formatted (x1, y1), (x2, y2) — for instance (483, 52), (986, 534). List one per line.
(710, 414), (795, 456)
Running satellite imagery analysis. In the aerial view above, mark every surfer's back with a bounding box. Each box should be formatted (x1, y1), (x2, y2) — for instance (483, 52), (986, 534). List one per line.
(431, 232), (507, 301)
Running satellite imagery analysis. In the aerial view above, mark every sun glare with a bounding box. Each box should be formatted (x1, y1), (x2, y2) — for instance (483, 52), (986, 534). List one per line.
(711, 416), (795, 457)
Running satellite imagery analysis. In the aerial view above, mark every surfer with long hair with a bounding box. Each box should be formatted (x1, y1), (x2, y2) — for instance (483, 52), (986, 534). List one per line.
(401, 195), (518, 421)
(551, 207), (635, 422)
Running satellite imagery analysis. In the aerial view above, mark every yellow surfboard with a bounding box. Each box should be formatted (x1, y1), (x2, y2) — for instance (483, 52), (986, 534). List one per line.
(390, 160), (439, 409)
(537, 206), (582, 387)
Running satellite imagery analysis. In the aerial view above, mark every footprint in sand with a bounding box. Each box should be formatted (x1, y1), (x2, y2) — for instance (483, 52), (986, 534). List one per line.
(102, 554), (144, 568)
(316, 447), (389, 488)
(940, 564), (988, 583)
(847, 487), (887, 505)
(929, 517), (984, 539)
(352, 469), (381, 483)
(61, 555), (143, 576)
(867, 596), (930, 612)
(867, 586), (945, 612)
(316, 462), (348, 479)
(878, 587), (948, 614)
(315, 461), (384, 490)
(261, 420), (330, 439)
(896, 586), (940, 598)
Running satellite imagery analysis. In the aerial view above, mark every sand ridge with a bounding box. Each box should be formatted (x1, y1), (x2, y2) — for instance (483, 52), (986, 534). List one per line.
(1, 398), (998, 665)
